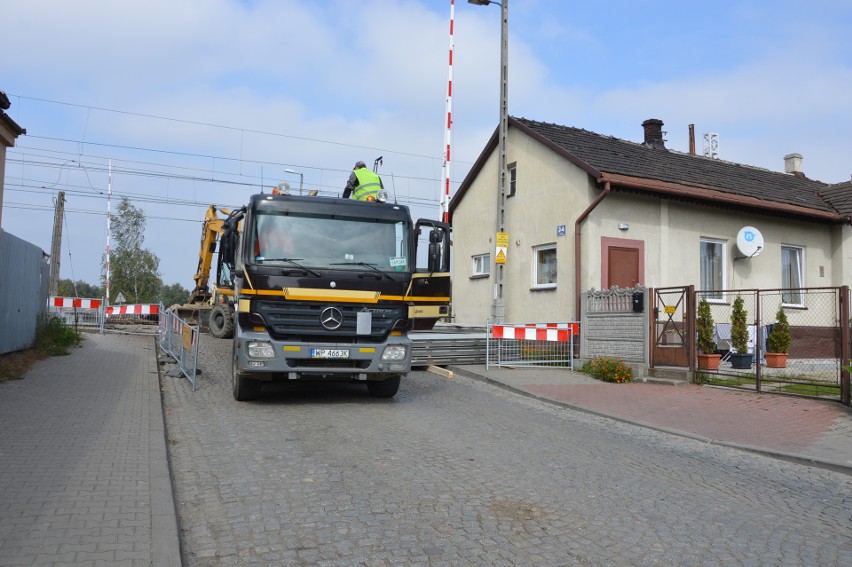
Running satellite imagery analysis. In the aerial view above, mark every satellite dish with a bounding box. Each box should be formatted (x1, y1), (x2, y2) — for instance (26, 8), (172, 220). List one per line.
(735, 226), (764, 258)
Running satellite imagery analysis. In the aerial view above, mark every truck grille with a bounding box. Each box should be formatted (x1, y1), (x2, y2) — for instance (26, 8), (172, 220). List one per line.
(254, 300), (403, 342)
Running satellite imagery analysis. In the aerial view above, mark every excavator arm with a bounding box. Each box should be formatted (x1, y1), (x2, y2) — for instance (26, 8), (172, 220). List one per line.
(188, 205), (232, 304)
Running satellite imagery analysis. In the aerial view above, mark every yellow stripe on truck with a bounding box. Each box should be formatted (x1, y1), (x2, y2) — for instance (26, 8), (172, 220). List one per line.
(239, 287), (381, 303)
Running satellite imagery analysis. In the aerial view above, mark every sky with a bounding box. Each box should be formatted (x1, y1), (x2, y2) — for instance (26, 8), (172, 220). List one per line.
(2, 0), (851, 294)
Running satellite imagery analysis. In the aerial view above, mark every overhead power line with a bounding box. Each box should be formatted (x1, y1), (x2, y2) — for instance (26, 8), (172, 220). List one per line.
(11, 94), (454, 163)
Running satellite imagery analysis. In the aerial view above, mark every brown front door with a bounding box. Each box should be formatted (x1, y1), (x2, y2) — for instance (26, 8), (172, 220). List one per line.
(608, 247), (639, 288)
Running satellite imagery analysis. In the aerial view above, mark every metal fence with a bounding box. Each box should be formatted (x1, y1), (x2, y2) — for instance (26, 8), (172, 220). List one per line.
(0, 230), (49, 354)
(158, 305), (200, 390)
(486, 322), (578, 370)
(47, 297), (161, 335)
(695, 287), (850, 404)
(48, 297), (104, 331)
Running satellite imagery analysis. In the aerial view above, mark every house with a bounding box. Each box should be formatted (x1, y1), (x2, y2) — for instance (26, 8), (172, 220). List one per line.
(1, 90), (27, 228)
(448, 116), (852, 326)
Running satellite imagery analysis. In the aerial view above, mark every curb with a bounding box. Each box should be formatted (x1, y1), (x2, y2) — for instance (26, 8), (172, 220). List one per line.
(448, 366), (852, 477)
(150, 336), (184, 566)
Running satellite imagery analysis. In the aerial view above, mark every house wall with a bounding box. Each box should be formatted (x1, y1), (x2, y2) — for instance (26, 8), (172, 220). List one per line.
(452, 127), (846, 327)
(452, 131), (595, 325)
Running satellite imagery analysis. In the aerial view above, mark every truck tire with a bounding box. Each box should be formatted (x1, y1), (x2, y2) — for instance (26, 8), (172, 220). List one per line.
(209, 304), (234, 339)
(232, 346), (261, 401)
(367, 375), (401, 398)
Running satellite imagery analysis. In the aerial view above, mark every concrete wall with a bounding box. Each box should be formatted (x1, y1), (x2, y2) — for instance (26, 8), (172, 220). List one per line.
(580, 287), (648, 366)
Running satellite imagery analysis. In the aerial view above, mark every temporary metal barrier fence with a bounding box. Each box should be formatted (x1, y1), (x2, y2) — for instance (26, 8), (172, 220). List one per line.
(158, 304), (200, 391)
(48, 296), (104, 330)
(486, 321), (579, 370)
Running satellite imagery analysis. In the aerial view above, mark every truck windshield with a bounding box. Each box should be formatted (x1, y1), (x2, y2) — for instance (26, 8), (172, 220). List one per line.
(251, 212), (410, 272)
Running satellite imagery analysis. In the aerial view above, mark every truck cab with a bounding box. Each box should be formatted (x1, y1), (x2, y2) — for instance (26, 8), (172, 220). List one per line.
(221, 193), (450, 400)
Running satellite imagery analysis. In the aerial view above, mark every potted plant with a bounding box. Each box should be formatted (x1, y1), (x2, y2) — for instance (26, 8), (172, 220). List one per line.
(729, 295), (753, 369)
(696, 297), (720, 370)
(765, 307), (791, 368)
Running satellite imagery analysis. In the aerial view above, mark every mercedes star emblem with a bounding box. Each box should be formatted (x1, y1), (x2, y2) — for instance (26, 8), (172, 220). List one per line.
(320, 307), (344, 330)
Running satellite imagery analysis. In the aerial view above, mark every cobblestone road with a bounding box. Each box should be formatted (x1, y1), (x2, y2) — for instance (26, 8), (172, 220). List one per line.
(162, 337), (852, 566)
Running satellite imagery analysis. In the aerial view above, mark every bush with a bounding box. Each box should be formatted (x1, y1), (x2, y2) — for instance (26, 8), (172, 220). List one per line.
(730, 295), (749, 353)
(766, 307), (791, 354)
(581, 356), (634, 383)
(35, 315), (82, 356)
(696, 297), (716, 355)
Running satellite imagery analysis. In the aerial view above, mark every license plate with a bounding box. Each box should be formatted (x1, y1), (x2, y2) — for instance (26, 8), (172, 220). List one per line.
(311, 348), (350, 359)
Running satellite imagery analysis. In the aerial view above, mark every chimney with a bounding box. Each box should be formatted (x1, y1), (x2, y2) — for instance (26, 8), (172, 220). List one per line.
(784, 153), (804, 178)
(642, 118), (666, 149)
(688, 124), (696, 155)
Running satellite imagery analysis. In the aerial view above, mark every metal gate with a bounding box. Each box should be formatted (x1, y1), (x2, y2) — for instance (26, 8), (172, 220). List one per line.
(694, 287), (850, 405)
(650, 286), (694, 368)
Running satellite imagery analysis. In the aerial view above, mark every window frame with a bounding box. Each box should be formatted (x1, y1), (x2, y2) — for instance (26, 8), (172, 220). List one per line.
(781, 245), (805, 307)
(507, 162), (517, 197)
(532, 243), (557, 290)
(700, 238), (726, 302)
(471, 253), (490, 278)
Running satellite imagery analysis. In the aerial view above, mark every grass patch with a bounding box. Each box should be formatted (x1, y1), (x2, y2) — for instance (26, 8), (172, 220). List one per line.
(775, 382), (841, 397)
(0, 316), (82, 383)
(697, 373), (755, 387)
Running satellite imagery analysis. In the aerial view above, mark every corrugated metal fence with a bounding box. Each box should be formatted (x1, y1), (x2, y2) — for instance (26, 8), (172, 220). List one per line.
(0, 230), (49, 354)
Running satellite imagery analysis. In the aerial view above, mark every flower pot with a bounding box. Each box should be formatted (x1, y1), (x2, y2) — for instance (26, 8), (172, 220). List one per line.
(729, 353), (753, 369)
(764, 352), (788, 368)
(698, 353), (721, 370)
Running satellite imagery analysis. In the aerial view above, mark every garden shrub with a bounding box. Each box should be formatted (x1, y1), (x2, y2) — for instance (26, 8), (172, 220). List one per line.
(581, 356), (634, 383)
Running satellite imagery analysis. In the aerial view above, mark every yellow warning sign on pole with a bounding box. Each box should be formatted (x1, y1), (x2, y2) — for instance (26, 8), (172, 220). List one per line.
(495, 232), (508, 264)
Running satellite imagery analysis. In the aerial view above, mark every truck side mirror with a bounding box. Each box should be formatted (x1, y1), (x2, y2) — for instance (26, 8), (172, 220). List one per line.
(428, 229), (444, 273)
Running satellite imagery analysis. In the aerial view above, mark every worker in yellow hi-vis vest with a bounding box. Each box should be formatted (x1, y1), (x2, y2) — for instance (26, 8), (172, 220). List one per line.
(343, 161), (384, 201)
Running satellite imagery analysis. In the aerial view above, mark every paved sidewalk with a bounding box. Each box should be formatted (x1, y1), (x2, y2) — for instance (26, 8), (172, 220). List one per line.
(0, 333), (180, 567)
(450, 365), (852, 474)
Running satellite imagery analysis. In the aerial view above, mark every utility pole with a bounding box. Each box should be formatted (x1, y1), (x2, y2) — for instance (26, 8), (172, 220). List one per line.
(48, 191), (65, 296)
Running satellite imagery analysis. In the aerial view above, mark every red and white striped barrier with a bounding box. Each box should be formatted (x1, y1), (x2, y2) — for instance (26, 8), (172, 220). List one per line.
(491, 322), (579, 342)
(106, 304), (159, 316)
(50, 296), (102, 309)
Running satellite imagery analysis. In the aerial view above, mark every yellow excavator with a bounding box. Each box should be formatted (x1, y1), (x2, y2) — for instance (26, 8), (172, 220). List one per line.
(169, 204), (240, 338)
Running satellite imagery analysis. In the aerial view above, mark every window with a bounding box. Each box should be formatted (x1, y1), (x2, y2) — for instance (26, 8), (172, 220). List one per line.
(508, 163), (517, 197)
(782, 246), (804, 305)
(252, 211), (409, 271)
(700, 239), (725, 300)
(533, 244), (557, 289)
(472, 254), (490, 277)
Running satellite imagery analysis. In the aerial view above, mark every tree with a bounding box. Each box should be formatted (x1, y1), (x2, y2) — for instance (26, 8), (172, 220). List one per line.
(102, 197), (163, 303)
(696, 298), (716, 355)
(766, 307), (791, 354)
(159, 282), (190, 308)
(730, 295), (749, 353)
(56, 279), (102, 299)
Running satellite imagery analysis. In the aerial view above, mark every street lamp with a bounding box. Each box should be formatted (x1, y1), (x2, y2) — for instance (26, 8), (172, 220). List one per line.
(284, 168), (304, 196)
(469, 0), (508, 322)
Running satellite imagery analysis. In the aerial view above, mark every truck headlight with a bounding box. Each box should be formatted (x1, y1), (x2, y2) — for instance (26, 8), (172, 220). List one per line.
(381, 345), (407, 361)
(247, 341), (276, 359)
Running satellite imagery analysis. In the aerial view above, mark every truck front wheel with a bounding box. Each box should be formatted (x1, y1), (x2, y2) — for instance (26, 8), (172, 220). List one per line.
(210, 304), (235, 339)
(367, 375), (401, 398)
(232, 347), (261, 401)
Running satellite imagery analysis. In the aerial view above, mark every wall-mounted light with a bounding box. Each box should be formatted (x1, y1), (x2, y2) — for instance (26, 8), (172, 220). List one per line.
(618, 223), (629, 231)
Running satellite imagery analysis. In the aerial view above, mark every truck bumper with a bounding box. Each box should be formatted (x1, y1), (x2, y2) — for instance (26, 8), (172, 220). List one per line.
(234, 330), (411, 381)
